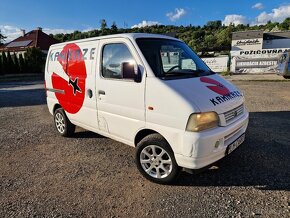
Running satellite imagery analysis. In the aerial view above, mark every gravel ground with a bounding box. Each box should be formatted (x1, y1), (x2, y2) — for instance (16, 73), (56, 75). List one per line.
(0, 81), (289, 217)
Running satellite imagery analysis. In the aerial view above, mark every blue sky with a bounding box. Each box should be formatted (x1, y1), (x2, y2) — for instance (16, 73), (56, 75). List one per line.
(1, 0), (290, 42)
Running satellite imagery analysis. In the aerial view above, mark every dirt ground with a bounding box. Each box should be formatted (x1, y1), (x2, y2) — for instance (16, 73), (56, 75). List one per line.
(0, 81), (289, 217)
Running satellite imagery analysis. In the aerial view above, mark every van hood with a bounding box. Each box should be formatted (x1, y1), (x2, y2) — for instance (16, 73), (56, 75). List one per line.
(165, 74), (244, 114)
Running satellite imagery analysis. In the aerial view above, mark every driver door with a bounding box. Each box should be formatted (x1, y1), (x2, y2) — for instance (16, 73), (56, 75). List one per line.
(96, 38), (146, 144)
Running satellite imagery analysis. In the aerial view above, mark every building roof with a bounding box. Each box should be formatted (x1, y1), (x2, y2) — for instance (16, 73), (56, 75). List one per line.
(0, 28), (59, 52)
(264, 31), (290, 40)
(232, 30), (264, 40)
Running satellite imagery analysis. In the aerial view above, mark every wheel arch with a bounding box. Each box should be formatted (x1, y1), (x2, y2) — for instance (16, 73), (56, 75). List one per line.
(53, 103), (62, 114)
(134, 129), (171, 148)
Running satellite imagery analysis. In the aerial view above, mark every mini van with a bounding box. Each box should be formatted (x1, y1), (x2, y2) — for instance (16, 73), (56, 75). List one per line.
(45, 33), (249, 183)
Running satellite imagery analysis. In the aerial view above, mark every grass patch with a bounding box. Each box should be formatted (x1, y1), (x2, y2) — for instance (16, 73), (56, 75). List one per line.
(219, 71), (231, 76)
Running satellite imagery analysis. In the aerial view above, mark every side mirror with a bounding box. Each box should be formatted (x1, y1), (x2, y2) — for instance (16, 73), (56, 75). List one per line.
(121, 62), (142, 83)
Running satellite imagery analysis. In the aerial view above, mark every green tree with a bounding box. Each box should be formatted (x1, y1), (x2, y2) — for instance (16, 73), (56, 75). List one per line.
(205, 20), (222, 30)
(0, 55), (2, 75)
(12, 53), (20, 74)
(1, 52), (7, 74)
(72, 30), (82, 40)
(216, 26), (232, 51)
(18, 53), (27, 74)
(6, 52), (15, 74)
(100, 19), (107, 32)
(111, 21), (118, 34)
(25, 47), (44, 74)
(279, 17), (290, 30)
(0, 30), (6, 45)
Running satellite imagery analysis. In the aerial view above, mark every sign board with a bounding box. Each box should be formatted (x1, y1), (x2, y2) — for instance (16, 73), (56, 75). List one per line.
(202, 56), (229, 72)
(277, 52), (290, 76)
(230, 48), (290, 74)
(231, 38), (263, 51)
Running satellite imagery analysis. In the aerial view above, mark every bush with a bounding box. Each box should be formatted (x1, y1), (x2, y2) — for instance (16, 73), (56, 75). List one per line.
(18, 53), (27, 74)
(1, 51), (7, 74)
(220, 70), (231, 76)
(12, 53), (20, 74)
(25, 47), (45, 74)
(6, 52), (15, 73)
(0, 55), (2, 75)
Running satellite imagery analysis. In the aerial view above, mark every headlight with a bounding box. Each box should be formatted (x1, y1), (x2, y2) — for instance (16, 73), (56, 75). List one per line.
(186, 112), (219, 132)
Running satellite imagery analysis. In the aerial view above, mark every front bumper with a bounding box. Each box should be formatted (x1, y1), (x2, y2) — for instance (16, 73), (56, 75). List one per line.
(175, 110), (249, 169)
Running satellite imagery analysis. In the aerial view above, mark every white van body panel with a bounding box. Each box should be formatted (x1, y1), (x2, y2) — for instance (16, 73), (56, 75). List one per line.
(95, 37), (146, 143)
(46, 41), (100, 131)
(45, 33), (249, 171)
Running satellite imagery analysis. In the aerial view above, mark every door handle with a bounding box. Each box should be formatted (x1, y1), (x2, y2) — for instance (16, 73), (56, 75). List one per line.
(98, 90), (106, 95)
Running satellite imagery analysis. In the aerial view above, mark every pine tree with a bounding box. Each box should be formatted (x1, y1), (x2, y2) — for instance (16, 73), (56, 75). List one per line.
(18, 53), (26, 74)
(0, 55), (2, 75)
(12, 53), (20, 74)
(1, 52), (7, 74)
(0, 30), (6, 45)
(25, 48), (44, 74)
(6, 52), (14, 74)
(111, 22), (118, 34)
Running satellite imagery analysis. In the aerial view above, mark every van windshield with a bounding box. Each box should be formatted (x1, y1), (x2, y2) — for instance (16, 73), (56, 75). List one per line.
(136, 38), (214, 79)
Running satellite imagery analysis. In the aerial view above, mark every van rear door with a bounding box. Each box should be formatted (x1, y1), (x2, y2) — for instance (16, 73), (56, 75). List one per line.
(96, 38), (145, 143)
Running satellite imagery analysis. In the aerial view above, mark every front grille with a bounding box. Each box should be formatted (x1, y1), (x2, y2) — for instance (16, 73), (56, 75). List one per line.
(224, 104), (244, 124)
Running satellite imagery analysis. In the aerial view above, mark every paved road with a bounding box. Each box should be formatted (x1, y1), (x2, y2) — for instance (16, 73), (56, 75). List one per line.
(0, 80), (289, 217)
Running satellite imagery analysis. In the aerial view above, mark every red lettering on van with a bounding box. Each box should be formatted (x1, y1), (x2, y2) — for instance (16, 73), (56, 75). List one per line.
(200, 77), (230, 96)
(51, 43), (87, 114)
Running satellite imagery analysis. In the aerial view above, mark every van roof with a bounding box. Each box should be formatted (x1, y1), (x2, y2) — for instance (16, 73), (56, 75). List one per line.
(49, 33), (181, 48)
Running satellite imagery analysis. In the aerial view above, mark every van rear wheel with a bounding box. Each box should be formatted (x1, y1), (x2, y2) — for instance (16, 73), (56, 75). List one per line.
(136, 134), (180, 184)
(283, 75), (290, 79)
(54, 108), (75, 137)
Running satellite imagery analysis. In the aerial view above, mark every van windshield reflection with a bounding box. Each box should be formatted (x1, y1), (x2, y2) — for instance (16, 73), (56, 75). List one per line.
(136, 38), (214, 79)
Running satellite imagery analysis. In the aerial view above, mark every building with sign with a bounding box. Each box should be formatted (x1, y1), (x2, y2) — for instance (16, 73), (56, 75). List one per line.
(230, 30), (290, 74)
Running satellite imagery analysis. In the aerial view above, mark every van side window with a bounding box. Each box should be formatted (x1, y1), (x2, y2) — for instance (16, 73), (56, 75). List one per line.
(102, 43), (135, 79)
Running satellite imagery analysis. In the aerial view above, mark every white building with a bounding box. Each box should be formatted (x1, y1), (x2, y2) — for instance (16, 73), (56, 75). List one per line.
(230, 30), (290, 74)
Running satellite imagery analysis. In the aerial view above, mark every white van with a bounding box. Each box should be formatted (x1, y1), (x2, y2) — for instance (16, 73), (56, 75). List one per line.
(45, 33), (249, 184)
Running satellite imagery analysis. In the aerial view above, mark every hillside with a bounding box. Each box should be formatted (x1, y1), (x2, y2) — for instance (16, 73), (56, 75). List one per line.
(51, 18), (290, 55)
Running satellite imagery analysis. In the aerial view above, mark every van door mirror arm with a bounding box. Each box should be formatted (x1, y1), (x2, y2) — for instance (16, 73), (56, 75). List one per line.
(134, 68), (142, 83)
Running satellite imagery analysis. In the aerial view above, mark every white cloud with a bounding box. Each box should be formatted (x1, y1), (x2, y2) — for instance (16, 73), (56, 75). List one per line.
(42, 28), (74, 35)
(254, 4), (290, 25)
(81, 27), (95, 32)
(131, 20), (161, 28)
(252, 3), (264, 10)
(166, 8), (186, 22)
(222, 14), (248, 26)
(0, 25), (22, 42)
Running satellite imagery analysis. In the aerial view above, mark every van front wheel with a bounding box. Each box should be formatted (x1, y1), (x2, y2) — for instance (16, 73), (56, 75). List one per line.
(54, 108), (75, 137)
(136, 134), (180, 184)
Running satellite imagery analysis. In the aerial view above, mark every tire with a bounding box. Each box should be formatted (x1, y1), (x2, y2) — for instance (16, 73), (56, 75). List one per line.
(283, 75), (290, 79)
(54, 108), (75, 137)
(135, 133), (180, 184)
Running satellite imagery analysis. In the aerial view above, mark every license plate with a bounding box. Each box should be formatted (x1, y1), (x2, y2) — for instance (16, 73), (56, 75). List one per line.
(226, 133), (245, 155)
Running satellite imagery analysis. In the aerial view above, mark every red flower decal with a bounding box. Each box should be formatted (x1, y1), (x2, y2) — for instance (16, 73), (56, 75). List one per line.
(200, 77), (230, 96)
(52, 43), (87, 114)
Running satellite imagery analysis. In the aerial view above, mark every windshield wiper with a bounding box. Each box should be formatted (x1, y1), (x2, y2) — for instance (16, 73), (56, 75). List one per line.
(161, 71), (199, 77)
(188, 69), (215, 76)
(158, 69), (215, 79)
